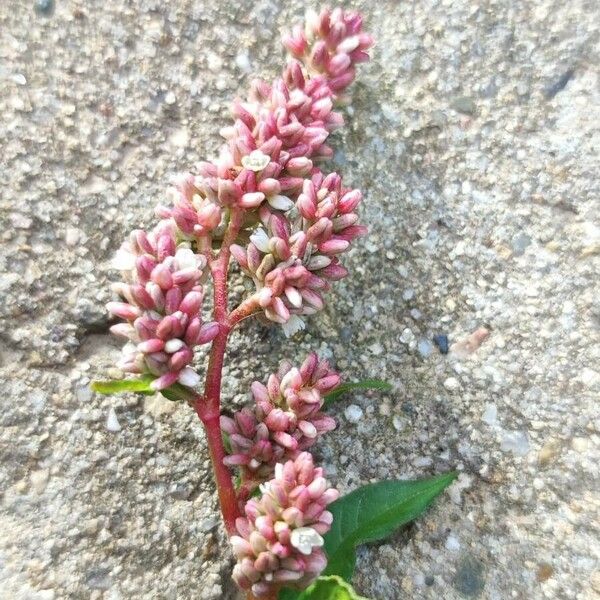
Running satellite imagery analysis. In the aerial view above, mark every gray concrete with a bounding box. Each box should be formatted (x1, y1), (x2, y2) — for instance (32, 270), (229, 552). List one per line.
(1, 1), (599, 599)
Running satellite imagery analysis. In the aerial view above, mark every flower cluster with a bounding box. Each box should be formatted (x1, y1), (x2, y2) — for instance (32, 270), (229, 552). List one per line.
(149, 7), (373, 335)
(230, 171), (365, 334)
(156, 172), (223, 241)
(107, 221), (219, 390)
(221, 353), (339, 484)
(283, 7), (373, 95)
(231, 452), (339, 597)
(103, 8), (372, 597)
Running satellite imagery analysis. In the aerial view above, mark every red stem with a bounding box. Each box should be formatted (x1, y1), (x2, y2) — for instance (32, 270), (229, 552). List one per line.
(195, 403), (239, 534)
(195, 209), (253, 536)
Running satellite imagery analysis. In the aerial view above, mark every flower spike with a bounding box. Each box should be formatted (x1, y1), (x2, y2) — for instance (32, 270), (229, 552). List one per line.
(221, 353), (340, 486)
(231, 452), (339, 597)
(107, 221), (217, 390)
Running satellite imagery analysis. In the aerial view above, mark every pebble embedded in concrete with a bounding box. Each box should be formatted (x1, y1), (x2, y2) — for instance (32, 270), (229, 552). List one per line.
(345, 404), (364, 423)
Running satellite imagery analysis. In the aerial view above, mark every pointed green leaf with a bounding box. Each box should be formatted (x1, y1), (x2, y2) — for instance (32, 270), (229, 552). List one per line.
(323, 472), (457, 580)
(279, 576), (370, 600)
(324, 380), (392, 405)
(91, 376), (155, 395)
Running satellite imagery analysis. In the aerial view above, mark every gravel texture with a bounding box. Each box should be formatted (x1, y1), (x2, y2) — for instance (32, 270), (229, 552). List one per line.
(1, 1), (599, 599)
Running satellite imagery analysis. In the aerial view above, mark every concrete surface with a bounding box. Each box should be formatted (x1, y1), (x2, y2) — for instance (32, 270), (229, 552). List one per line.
(1, 1), (599, 599)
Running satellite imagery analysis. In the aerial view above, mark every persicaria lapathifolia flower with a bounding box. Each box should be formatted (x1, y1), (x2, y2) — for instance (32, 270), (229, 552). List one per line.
(230, 171), (365, 334)
(156, 172), (224, 243)
(156, 8), (372, 335)
(283, 7), (374, 95)
(107, 221), (219, 391)
(230, 452), (339, 597)
(221, 353), (339, 483)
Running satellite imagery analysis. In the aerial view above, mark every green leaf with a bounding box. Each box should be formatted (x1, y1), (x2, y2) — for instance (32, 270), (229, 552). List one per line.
(324, 380), (392, 405)
(91, 377), (193, 402)
(159, 383), (195, 403)
(279, 576), (369, 600)
(91, 376), (155, 395)
(323, 472), (457, 580)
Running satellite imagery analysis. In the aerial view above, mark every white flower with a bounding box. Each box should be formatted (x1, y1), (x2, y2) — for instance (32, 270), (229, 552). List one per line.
(290, 527), (324, 556)
(174, 247), (199, 270)
(250, 228), (271, 253)
(281, 315), (305, 337)
(241, 150), (270, 172)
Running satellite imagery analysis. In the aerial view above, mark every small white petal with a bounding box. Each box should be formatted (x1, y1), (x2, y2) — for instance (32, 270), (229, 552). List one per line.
(174, 247), (198, 270)
(281, 315), (305, 338)
(178, 367), (200, 387)
(284, 286), (303, 308)
(250, 229), (271, 253)
(290, 527), (324, 556)
(338, 35), (360, 53)
(164, 339), (184, 353)
(274, 464), (284, 479)
(241, 150), (270, 172)
(267, 194), (294, 211)
(112, 248), (136, 271)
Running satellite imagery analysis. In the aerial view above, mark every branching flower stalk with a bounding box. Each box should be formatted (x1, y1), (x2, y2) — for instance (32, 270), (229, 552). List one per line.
(102, 8), (373, 599)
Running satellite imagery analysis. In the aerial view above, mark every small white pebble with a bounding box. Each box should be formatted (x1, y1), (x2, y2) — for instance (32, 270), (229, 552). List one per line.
(445, 535), (460, 551)
(65, 227), (80, 246)
(481, 403), (497, 425)
(345, 404), (363, 423)
(400, 328), (415, 344)
(106, 408), (121, 432)
(235, 52), (252, 73)
(571, 437), (588, 452)
(164, 91), (177, 105)
(444, 377), (460, 391)
(392, 416), (405, 431)
(417, 338), (433, 357)
(500, 431), (529, 456)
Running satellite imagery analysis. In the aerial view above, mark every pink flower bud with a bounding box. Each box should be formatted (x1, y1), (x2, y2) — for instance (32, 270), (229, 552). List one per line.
(257, 178), (281, 196)
(169, 347), (194, 371)
(318, 238), (350, 254)
(285, 157), (312, 176)
(338, 189), (362, 213)
(217, 179), (241, 205)
(163, 287), (181, 315)
(320, 263), (348, 280)
(151, 265), (173, 290)
(282, 32), (307, 57)
(106, 302), (140, 321)
(230, 244), (249, 269)
(178, 291), (203, 316)
(137, 339), (165, 354)
(150, 371), (180, 391)
(197, 321), (220, 344)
